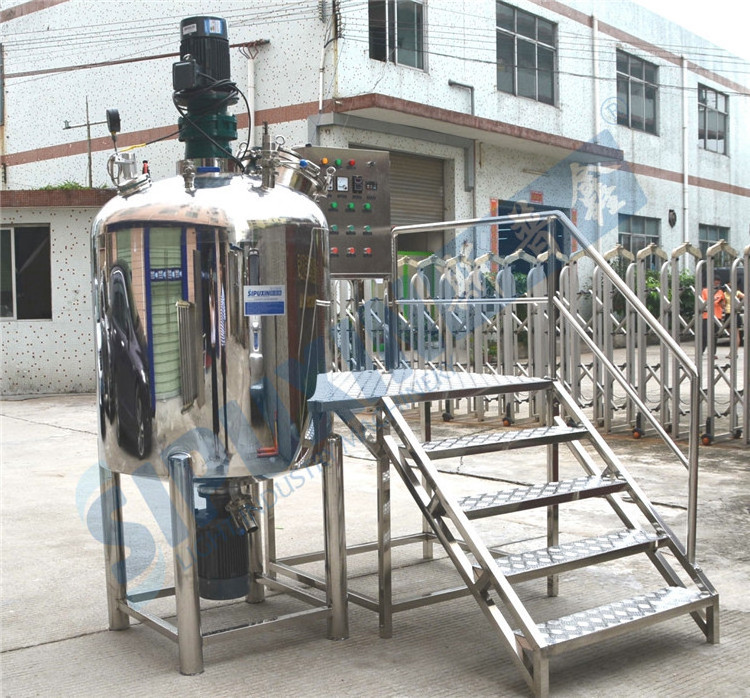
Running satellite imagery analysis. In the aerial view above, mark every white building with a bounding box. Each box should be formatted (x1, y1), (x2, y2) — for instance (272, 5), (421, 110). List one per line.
(1, 0), (748, 394)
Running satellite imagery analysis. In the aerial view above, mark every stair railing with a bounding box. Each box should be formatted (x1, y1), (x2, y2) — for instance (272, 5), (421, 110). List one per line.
(390, 212), (702, 563)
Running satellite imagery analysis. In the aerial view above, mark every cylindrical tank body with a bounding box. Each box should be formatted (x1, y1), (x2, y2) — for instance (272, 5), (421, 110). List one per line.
(92, 164), (330, 480)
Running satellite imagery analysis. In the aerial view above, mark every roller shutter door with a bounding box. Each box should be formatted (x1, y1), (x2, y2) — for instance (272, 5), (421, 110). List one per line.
(389, 151), (445, 254)
(389, 152), (444, 225)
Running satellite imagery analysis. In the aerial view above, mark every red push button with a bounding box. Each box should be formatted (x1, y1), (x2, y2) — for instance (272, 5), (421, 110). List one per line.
(363, 247), (372, 256)
(346, 247), (356, 256)
(330, 247), (339, 256)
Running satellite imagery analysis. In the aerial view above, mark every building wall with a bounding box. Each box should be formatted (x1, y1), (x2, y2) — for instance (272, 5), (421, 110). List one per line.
(1, 193), (113, 394)
(3, 1), (747, 252)
(1, 1), (748, 394)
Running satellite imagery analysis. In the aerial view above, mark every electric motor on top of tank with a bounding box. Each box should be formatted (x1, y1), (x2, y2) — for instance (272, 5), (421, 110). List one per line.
(172, 17), (240, 164)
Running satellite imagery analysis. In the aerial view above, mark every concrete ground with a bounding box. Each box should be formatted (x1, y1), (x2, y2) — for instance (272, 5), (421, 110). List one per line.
(1, 393), (749, 697)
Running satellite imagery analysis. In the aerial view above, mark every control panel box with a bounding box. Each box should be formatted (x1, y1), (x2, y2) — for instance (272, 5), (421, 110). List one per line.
(296, 147), (391, 278)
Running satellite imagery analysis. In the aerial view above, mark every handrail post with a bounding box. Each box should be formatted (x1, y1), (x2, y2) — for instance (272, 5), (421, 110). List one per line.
(687, 376), (700, 563)
(547, 218), (557, 380)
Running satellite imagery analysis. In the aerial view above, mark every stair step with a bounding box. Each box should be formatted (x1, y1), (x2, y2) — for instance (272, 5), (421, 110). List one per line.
(485, 529), (667, 582)
(309, 369), (553, 411)
(516, 586), (716, 655)
(422, 425), (589, 460)
(458, 475), (627, 519)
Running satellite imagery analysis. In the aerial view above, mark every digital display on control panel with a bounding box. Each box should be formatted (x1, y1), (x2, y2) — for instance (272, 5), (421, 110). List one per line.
(296, 147), (391, 278)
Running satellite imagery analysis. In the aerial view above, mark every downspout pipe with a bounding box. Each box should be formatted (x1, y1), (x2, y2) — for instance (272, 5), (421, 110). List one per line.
(681, 56), (690, 252)
(448, 79), (477, 244)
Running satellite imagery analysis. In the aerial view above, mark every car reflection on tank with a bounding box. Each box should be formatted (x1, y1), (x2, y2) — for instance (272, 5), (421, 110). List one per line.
(108, 263), (152, 458)
(95, 271), (112, 437)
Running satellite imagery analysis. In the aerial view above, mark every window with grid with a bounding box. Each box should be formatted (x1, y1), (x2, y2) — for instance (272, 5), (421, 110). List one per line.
(699, 224), (731, 266)
(698, 85), (728, 154)
(1, 225), (52, 320)
(618, 215), (660, 268)
(616, 50), (658, 134)
(496, 1), (556, 105)
(369, 0), (425, 70)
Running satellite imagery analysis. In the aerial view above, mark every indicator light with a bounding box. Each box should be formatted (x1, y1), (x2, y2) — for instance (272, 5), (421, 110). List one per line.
(346, 203), (356, 211)
(348, 159), (356, 166)
(363, 203), (372, 212)
(335, 158), (343, 167)
(330, 201), (339, 210)
(321, 157), (329, 165)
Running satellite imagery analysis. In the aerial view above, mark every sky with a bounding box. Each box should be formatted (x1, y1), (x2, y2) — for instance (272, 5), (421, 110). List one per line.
(633, 0), (750, 63)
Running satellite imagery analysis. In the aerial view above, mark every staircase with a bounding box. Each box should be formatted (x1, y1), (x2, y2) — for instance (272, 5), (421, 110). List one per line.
(308, 369), (719, 697)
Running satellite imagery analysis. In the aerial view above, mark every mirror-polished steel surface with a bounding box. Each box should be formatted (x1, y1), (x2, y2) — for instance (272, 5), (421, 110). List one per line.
(92, 165), (331, 479)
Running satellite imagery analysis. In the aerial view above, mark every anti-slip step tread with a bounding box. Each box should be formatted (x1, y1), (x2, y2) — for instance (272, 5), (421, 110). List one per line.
(458, 475), (627, 518)
(486, 529), (666, 582)
(309, 369), (553, 411)
(422, 425), (589, 459)
(516, 586), (716, 654)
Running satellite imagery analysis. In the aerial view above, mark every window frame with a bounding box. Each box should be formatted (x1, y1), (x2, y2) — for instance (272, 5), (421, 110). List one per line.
(0, 225), (53, 321)
(698, 84), (728, 155)
(617, 214), (661, 268)
(616, 50), (659, 135)
(496, 1), (557, 106)
(368, 0), (426, 71)
(698, 223), (732, 266)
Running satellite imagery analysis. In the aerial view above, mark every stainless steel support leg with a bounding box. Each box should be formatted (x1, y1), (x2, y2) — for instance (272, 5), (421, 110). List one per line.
(545, 391), (560, 596)
(546, 441), (560, 598)
(167, 453), (203, 675)
(420, 401), (434, 561)
(262, 479), (277, 580)
(532, 650), (550, 698)
(377, 408), (392, 638)
(99, 465), (129, 630)
(546, 393), (559, 598)
(246, 481), (265, 604)
(706, 599), (720, 644)
(323, 435), (348, 640)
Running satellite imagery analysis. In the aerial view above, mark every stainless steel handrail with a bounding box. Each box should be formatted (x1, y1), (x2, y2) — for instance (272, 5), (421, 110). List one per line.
(391, 212), (701, 562)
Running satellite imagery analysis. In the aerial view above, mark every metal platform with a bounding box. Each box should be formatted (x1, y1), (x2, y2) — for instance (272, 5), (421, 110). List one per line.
(308, 369), (553, 411)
